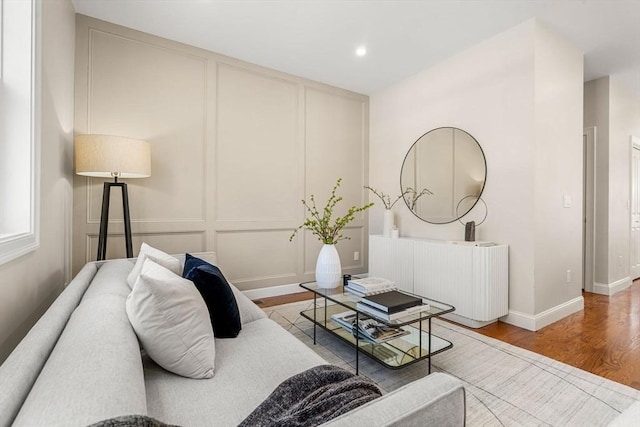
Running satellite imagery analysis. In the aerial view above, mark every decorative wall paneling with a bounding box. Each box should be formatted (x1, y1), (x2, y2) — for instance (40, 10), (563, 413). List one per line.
(73, 15), (369, 291)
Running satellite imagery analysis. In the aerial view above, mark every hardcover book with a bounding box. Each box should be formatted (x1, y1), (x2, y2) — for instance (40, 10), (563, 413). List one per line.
(345, 284), (396, 297)
(361, 290), (422, 313)
(347, 277), (395, 292)
(356, 301), (430, 321)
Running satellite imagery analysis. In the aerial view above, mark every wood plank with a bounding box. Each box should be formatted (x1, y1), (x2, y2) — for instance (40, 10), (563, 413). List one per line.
(253, 291), (313, 308)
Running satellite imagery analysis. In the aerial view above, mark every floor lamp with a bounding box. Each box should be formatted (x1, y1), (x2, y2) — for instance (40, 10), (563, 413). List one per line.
(75, 134), (151, 261)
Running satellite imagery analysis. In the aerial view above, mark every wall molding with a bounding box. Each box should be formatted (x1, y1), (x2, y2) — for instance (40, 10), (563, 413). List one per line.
(84, 231), (206, 265)
(73, 14), (370, 285)
(501, 295), (584, 331)
(241, 271), (371, 300)
(593, 276), (632, 296)
(231, 273), (298, 285)
(242, 282), (308, 300)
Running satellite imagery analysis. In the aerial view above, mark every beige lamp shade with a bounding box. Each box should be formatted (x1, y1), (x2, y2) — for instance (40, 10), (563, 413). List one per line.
(75, 134), (151, 178)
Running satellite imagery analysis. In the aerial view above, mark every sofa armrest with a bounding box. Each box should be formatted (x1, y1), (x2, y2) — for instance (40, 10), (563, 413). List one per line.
(608, 401), (640, 427)
(320, 372), (465, 427)
(0, 262), (99, 427)
(13, 260), (147, 426)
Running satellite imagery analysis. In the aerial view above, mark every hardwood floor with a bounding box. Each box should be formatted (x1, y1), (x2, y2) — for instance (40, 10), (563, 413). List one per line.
(473, 281), (640, 390)
(254, 281), (640, 390)
(253, 291), (315, 308)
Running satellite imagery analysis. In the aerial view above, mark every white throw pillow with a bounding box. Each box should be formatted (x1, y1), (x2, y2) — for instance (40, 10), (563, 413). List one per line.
(126, 258), (215, 379)
(126, 242), (182, 288)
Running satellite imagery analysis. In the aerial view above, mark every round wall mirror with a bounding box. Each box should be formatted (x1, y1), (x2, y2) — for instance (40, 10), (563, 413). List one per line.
(400, 127), (486, 224)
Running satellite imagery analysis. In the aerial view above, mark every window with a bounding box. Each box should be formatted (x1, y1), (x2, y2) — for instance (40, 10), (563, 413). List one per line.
(0, 0), (40, 265)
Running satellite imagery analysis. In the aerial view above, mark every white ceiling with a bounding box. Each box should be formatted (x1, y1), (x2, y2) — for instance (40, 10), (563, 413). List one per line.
(72, 0), (640, 97)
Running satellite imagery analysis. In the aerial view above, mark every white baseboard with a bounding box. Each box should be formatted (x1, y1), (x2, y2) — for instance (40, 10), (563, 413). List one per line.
(242, 282), (308, 300)
(501, 310), (536, 331)
(501, 295), (584, 331)
(241, 272), (370, 300)
(593, 276), (631, 296)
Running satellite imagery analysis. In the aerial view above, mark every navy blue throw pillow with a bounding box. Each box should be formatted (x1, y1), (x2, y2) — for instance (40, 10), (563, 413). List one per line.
(183, 254), (241, 338)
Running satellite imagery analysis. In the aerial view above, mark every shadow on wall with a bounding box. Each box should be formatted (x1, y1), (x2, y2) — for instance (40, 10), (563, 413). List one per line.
(0, 273), (64, 364)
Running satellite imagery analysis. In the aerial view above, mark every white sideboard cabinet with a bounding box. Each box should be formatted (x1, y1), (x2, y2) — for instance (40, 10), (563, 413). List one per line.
(369, 235), (509, 328)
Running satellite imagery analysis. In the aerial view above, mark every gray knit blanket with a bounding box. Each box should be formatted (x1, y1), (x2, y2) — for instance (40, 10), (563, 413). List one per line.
(88, 415), (178, 426)
(238, 364), (382, 427)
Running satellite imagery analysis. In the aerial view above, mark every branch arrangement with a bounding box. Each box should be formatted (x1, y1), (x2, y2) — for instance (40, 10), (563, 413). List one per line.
(290, 178), (374, 245)
(364, 186), (411, 210)
(405, 187), (434, 210)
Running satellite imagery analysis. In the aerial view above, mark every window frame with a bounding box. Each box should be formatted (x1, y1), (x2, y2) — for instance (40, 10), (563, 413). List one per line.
(0, 0), (41, 265)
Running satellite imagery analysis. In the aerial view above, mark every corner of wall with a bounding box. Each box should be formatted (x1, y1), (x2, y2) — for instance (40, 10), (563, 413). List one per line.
(502, 295), (584, 331)
(593, 276), (632, 296)
(531, 18), (584, 316)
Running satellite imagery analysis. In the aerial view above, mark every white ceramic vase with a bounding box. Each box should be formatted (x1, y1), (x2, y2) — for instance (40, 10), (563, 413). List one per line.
(383, 209), (394, 238)
(315, 244), (342, 288)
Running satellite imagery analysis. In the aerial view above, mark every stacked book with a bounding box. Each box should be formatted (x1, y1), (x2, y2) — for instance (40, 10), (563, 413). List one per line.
(345, 277), (396, 297)
(356, 290), (429, 322)
(330, 310), (409, 344)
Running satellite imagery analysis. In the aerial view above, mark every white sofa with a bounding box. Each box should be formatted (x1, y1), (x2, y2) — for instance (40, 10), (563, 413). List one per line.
(0, 256), (466, 426)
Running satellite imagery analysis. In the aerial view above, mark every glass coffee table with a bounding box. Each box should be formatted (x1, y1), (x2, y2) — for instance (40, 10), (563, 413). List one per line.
(299, 281), (455, 375)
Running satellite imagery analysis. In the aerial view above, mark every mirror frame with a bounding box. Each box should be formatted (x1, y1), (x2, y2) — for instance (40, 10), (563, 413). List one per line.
(400, 127), (487, 224)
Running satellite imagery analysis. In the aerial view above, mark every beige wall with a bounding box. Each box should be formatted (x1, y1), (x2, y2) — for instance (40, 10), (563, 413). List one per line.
(370, 19), (584, 330)
(0, 0), (75, 363)
(73, 16), (369, 290)
(585, 76), (640, 291)
(532, 22), (584, 314)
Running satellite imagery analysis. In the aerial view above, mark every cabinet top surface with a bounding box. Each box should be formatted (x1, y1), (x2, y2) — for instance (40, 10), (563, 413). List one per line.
(370, 234), (506, 247)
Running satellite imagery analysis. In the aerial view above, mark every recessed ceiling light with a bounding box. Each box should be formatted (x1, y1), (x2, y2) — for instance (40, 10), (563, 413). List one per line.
(356, 46), (367, 57)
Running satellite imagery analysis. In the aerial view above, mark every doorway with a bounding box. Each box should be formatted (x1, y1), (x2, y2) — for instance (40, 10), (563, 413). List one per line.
(583, 127), (596, 292)
(630, 136), (640, 280)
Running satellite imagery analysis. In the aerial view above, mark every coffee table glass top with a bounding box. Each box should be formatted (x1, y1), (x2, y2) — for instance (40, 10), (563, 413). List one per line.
(299, 281), (455, 327)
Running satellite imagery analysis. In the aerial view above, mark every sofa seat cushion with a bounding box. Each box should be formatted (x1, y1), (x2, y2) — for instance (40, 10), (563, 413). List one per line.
(231, 283), (266, 324)
(144, 318), (325, 427)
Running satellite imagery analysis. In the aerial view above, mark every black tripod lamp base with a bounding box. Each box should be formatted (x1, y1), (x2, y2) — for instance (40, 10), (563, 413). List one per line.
(97, 181), (133, 261)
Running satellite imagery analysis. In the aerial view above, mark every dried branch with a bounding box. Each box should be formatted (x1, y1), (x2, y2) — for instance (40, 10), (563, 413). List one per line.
(290, 178), (374, 245)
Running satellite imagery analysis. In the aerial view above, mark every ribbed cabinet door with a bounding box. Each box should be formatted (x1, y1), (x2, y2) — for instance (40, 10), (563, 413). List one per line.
(472, 246), (509, 320)
(413, 241), (474, 315)
(368, 235), (414, 292)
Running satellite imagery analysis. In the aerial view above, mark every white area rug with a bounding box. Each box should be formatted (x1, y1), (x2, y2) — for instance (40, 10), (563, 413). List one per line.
(263, 300), (640, 427)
